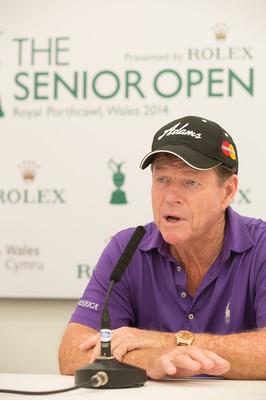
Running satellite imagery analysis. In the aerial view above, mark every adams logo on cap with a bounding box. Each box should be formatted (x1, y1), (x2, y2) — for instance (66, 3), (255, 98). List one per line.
(158, 122), (202, 141)
(221, 141), (237, 160)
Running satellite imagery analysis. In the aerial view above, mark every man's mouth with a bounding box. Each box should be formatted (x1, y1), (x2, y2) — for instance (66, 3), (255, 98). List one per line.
(165, 215), (181, 222)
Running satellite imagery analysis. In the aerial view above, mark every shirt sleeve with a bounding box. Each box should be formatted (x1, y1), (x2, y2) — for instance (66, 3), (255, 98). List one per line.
(252, 227), (266, 328)
(69, 228), (137, 330)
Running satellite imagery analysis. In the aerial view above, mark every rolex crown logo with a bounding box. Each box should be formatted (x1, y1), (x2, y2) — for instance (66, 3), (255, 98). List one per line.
(19, 161), (39, 183)
(212, 23), (230, 41)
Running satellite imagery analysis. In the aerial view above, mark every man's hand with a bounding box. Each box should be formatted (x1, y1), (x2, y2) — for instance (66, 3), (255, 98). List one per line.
(148, 346), (230, 380)
(79, 326), (167, 361)
(62, 323), (266, 379)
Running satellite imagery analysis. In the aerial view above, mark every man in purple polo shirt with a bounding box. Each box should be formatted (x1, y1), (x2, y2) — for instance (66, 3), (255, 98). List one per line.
(59, 116), (266, 379)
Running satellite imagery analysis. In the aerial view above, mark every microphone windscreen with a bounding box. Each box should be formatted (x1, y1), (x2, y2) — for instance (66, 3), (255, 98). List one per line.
(110, 226), (146, 283)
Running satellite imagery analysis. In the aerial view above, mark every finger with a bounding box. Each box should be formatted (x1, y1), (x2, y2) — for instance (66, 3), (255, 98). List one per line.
(79, 333), (100, 351)
(169, 352), (203, 371)
(149, 353), (201, 380)
(201, 349), (230, 366)
(111, 336), (133, 360)
(183, 347), (216, 369)
(149, 347), (230, 380)
(188, 348), (230, 373)
(89, 341), (101, 362)
(158, 358), (178, 376)
(149, 358), (177, 380)
(170, 347), (230, 376)
(159, 347), (216, 374)
(112, 344), (130, 361)
(199, 350), (230, 375)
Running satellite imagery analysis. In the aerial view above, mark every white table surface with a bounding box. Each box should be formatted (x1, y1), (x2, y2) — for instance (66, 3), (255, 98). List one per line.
(0, 374), (265, 400)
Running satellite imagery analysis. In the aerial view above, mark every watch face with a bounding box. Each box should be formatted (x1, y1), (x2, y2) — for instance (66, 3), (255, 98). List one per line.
(179, 330), (193, 340)
(176, 330), (194, 345)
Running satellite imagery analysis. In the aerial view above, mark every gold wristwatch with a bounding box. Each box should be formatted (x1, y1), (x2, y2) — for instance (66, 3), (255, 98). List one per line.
(175, 330), (195, 346)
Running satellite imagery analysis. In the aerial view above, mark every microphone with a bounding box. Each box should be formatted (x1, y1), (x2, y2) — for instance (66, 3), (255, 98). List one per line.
(100, 225), (146, 358)
(75, 226), (147, 389)
(109, 225), (146, 283)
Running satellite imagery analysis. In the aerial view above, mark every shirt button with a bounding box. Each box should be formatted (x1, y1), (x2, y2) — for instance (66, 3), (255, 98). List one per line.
(181, 292), (187, 298)
(188, 313), (194, 320)
(176, 266), (181, 272)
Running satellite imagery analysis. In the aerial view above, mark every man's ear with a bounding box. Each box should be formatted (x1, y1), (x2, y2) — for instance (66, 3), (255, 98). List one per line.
(223, 174), (238, 209)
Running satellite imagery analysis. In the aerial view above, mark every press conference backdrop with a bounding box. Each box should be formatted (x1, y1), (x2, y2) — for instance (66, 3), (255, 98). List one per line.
(0, 0), (265, 299)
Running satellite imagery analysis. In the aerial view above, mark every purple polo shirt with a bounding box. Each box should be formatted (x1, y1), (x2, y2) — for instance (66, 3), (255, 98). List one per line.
(70, 206), (266, 334)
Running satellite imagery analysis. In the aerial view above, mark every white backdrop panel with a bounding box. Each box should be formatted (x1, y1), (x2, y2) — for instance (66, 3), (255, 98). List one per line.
(0, 0), (265, 298)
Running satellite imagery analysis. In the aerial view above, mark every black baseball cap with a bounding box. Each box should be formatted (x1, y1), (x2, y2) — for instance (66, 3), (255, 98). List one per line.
(140, 116), (238, 173)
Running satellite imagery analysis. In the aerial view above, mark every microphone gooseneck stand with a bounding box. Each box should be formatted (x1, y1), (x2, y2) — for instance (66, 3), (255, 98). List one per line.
(75, 226), (147, 389)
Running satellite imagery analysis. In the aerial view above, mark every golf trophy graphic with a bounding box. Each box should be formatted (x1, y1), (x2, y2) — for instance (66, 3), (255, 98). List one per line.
(108, 159), (127, 204)
(0, 96), (4, 118)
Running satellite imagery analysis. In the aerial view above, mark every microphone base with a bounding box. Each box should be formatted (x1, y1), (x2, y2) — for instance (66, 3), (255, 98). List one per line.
(75, 356), (147, 389)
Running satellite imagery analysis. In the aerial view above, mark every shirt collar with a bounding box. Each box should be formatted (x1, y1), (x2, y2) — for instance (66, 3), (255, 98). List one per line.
(139, 222), (165, 251)
(139, 206), (255, 259)
(223, 206), (255, 259)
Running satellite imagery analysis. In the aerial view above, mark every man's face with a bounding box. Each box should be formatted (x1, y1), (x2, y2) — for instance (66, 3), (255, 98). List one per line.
(151, 155), (237, 247)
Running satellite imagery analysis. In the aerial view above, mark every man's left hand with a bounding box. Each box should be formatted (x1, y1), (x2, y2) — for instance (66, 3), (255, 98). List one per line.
(79, 326), (166, 361)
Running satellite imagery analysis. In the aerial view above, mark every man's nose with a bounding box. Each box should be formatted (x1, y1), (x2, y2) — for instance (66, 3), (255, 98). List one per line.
(165, 185), (184, 203)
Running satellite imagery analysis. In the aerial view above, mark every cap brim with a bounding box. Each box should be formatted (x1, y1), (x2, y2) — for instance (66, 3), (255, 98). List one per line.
(139, 146), (222, 170)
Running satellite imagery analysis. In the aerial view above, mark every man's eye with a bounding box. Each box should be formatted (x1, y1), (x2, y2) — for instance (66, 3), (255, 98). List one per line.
(157, 177), (167, 183)
(187, 180), (199, 186)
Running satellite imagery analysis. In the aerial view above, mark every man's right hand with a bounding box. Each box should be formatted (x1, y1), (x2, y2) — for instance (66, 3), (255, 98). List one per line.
(148, 346), (230, 380)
